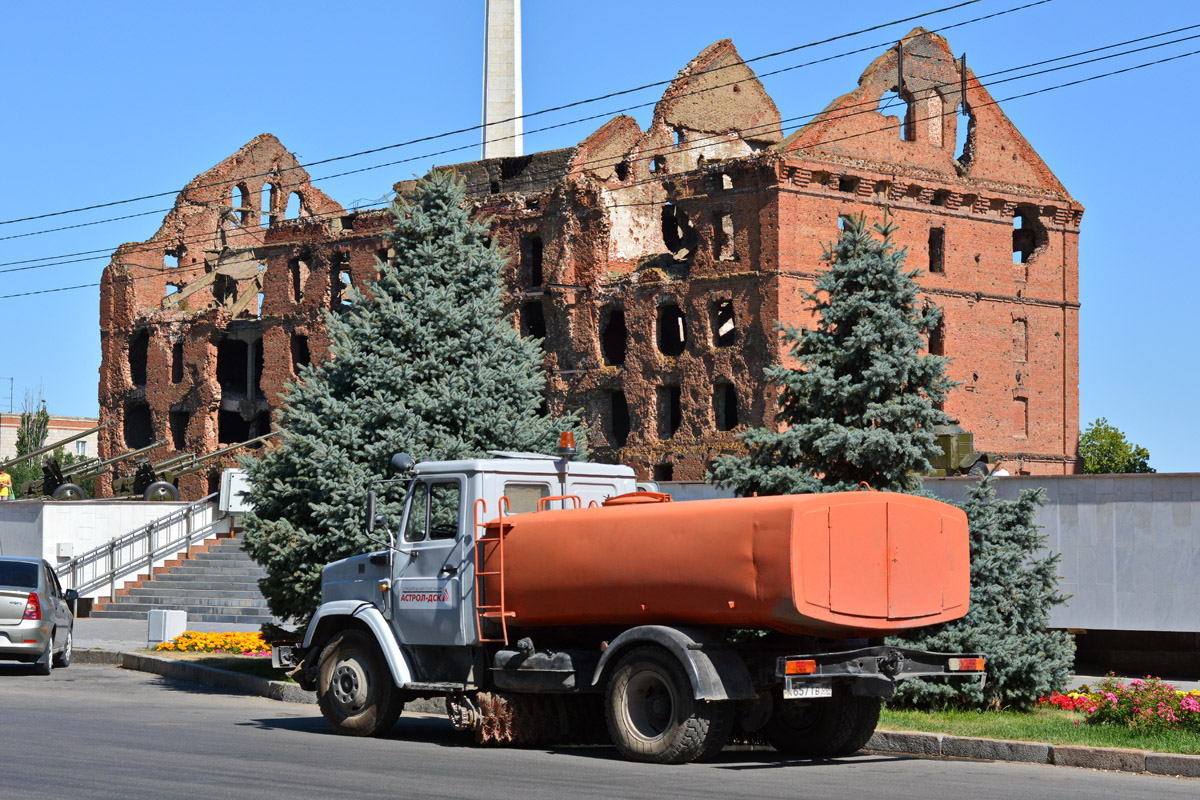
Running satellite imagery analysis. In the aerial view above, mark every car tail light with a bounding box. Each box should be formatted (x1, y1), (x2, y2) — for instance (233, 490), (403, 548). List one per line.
(22, 592), (42, 621)
(784, 659), (817, 675)
(948, 657), (985, 672)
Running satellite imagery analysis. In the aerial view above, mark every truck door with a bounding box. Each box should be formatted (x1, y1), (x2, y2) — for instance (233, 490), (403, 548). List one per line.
(391, 476), (469, 646)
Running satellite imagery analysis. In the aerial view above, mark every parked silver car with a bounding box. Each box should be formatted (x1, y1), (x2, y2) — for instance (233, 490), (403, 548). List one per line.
(0, 557), (76, 674)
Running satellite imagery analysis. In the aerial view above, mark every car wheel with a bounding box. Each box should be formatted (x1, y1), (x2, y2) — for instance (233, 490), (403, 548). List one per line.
(763, 686), (881, 757)
(144, 481), (181, 502)
(34, 636), (54, 676)
(316, 630), (403, 737)
(605, 645), (734, 764)
(53, 629), (72, 668)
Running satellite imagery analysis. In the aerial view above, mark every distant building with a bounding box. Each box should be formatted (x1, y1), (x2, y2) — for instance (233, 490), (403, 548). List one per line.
(0, 414), (100, 462)
(97, 29), (1082, 498)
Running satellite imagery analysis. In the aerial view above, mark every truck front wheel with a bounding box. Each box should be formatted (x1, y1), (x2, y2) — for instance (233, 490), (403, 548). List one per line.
(605, 645), (733, 764)
(763, 687), (881, 757)
(316, 630), (403, 737)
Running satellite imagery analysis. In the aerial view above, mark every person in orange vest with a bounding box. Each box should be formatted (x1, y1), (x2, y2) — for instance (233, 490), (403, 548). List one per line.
(0, 468), (12, 500)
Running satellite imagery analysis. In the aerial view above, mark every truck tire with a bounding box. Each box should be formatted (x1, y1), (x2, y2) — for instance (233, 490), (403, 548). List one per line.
(316, 630), (403, 737)
(763, 688), (881, 757)
(605, 645), (734, 764)
(143, 481), (180, 502)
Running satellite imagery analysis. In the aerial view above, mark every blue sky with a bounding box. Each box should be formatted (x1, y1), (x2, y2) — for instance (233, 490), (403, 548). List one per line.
(0, 0), (1196, 471)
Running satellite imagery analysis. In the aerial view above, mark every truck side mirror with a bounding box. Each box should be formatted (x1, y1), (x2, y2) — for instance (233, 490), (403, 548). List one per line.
(390, 453), (415, 475)
(366, 489), (376, 533)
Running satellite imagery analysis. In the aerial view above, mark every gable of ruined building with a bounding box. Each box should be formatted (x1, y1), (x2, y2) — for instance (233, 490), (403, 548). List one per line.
(783, 28), (1072, 198)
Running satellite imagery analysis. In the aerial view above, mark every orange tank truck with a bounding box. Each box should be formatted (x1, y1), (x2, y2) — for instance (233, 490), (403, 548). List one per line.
(482, 490), (970, 637)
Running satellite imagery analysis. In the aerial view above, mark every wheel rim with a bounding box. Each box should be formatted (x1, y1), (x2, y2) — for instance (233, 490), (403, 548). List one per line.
(330, 655), (370, 715)
(623, 667), (678, 742)
(777, 699), (823, 735)
(63, 631), (72, 662)
(59, 487), (84, 501)
(146, 485), (175, 502)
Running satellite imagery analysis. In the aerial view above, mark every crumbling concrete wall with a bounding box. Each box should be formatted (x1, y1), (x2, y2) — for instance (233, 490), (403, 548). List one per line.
(99, 31), (1081, 491)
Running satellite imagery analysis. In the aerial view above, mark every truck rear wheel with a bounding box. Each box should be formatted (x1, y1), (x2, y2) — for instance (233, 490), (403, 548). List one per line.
(316, 630), (403, 737)
(605, 645), (733, 764)
(763, 688), (881, 757)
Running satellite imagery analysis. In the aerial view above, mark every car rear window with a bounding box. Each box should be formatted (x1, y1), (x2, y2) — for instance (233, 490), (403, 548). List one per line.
(0, 562), (39, 589)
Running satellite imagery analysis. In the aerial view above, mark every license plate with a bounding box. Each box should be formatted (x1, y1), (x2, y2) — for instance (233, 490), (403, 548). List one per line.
(784, 677), (833, 699)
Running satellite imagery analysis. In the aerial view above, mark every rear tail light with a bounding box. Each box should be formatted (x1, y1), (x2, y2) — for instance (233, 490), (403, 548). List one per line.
(784, 659), (817, 675)
(948, 657), (985, 672)
(22, 592), (42, 621)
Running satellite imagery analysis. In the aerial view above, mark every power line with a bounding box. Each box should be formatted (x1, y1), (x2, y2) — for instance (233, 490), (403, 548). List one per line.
(4, 42), (1194, 302)
(0, 0), (1018, 230)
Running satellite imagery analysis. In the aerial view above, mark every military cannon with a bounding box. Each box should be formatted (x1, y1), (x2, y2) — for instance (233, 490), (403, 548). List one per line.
(0, 421), (113, 500)
(111, 431), (278, 501)
(30, 439), (168, 500)
(926, 421), (991, 477)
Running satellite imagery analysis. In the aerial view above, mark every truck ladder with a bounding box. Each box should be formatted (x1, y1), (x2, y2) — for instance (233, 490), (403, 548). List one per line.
(473, 497), (515, 644)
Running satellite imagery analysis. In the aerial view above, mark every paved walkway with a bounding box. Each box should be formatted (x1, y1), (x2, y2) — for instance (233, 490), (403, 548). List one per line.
(74, 617), (273, 653)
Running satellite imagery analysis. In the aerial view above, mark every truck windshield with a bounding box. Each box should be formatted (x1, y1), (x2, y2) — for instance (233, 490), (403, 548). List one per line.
(0, 561), (39, 589)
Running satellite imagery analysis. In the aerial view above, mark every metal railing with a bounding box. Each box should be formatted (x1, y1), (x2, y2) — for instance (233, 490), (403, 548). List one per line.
(56, 492), (225, 600)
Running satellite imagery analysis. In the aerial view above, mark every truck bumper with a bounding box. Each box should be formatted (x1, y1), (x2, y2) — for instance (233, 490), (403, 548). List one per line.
(776, 646), (986, 698)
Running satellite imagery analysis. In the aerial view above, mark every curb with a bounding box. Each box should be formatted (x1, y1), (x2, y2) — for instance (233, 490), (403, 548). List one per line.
(865, 730), (1200, 779)
(94, 653), (1200, 778)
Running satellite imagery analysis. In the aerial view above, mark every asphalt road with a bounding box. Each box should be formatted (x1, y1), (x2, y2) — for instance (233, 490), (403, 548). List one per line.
(1, 665), (1194, 800)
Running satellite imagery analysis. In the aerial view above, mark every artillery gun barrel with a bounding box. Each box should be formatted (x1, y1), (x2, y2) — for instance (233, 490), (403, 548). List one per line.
(0, 421), (108, 473)
(64, 439), (168, 479)
(168, 431), (278, 478)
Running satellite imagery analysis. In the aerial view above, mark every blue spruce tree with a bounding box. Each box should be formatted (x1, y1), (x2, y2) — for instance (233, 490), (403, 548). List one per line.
(242, 171), (582, 622)
(709, 214), (952, 495)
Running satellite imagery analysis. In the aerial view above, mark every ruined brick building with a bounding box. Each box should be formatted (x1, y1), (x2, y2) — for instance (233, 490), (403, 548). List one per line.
(98, 29), (1081, 498)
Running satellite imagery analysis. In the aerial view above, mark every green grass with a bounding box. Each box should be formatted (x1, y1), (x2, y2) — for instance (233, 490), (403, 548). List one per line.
(880, 707), (1200, 755)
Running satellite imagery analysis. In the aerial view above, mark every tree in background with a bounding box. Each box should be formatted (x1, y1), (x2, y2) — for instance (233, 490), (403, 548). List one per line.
(709, 214), (952, 495)
(8, 391), (51, 491)
(242, 171), (584, 623)
(1078, 417), (1153, 474)
(887, 478), (1074, 710)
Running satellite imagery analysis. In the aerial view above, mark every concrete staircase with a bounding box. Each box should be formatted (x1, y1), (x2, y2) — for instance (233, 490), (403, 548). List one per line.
(90, 532), (277, 625)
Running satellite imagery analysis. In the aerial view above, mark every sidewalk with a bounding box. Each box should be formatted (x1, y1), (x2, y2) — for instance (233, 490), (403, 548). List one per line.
(74, 617), (268, 653)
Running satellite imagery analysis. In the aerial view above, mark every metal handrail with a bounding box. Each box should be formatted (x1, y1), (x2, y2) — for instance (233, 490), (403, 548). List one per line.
(56, 491), (224, 599)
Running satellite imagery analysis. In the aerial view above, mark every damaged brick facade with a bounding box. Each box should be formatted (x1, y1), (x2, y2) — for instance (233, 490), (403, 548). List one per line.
(98, 29), (1081, 495)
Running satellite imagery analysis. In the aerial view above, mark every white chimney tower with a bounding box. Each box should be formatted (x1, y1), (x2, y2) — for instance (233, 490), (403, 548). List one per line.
(483, 0), (522, 159)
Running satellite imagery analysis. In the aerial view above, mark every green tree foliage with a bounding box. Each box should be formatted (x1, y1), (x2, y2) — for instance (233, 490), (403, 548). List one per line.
(1078, 417), (1153, 474)
(242, 171), (583, 623)
(888, 478), (1074, 710)
(7, 394), (51, 492)
(709, 214), (952, 495)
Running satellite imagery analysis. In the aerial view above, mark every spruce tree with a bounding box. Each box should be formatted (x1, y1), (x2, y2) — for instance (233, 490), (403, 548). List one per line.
(242, 171), (582, 623)
(709, 214), (952, 495)
(887, 478), (1075, 710)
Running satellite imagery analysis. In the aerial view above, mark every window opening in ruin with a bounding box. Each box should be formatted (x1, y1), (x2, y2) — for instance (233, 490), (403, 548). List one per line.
(234, 183), (250, 224)
(879, 89), (916, 140)
(811, 171), (830, 188)
(674, 129), (685, 146)
(171, 341), (184, 384)
(213, 274), (238, 307)
(1012, 398), (1028, 438)
(651, 155), (666, 174)
(721, 173), (733, 191)
(608, 392), (630, 447)
(522, 234), (544, 288)
(657, 386), (682, 439)
(489, 181), (500, 194)
(713, 212), (735, 261)
(165, 283), (180, 298)
(251, 410), (271, 438)
(711, 300), (736, 347)
(653, 463), (674, 482)
(905, 184), (923, 202)
(129, 329), (149, 387)
(932, 190), (951, 207)
(615, 160), (629, 181)
(1013, 318), (1028, 363)
(261, 184), (275, 227)
(286, 192), (302, 219)
(928, 320), (945, 356)
(256, 292), (265, 319)
(661, 204), (698, 258)
(656, 302), (687, 356)
(164, 248), (183, 268)
(291, 334), (310, 372)
(600, 307), (627, 366)
(928, 227), (945, 274)
(216, 339), (249, 397)
(339, 214), (356, 232)
(375, 248), (390, 272)
(169, 410), (189, 451)
(955, 112), (973, 165)
(875, 181), (892, 199)
(838, 176), (859, 194)
(330, 254), (352, 308)
(521, 300), (546, 342)
(124, 402), (154, 449)
(1012, 209), (1040, 266)
(713, 382), (739, 431)
(207, 470), (221, 496)
(218, 409), (251, 445)
(289, 257), (309, 302)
